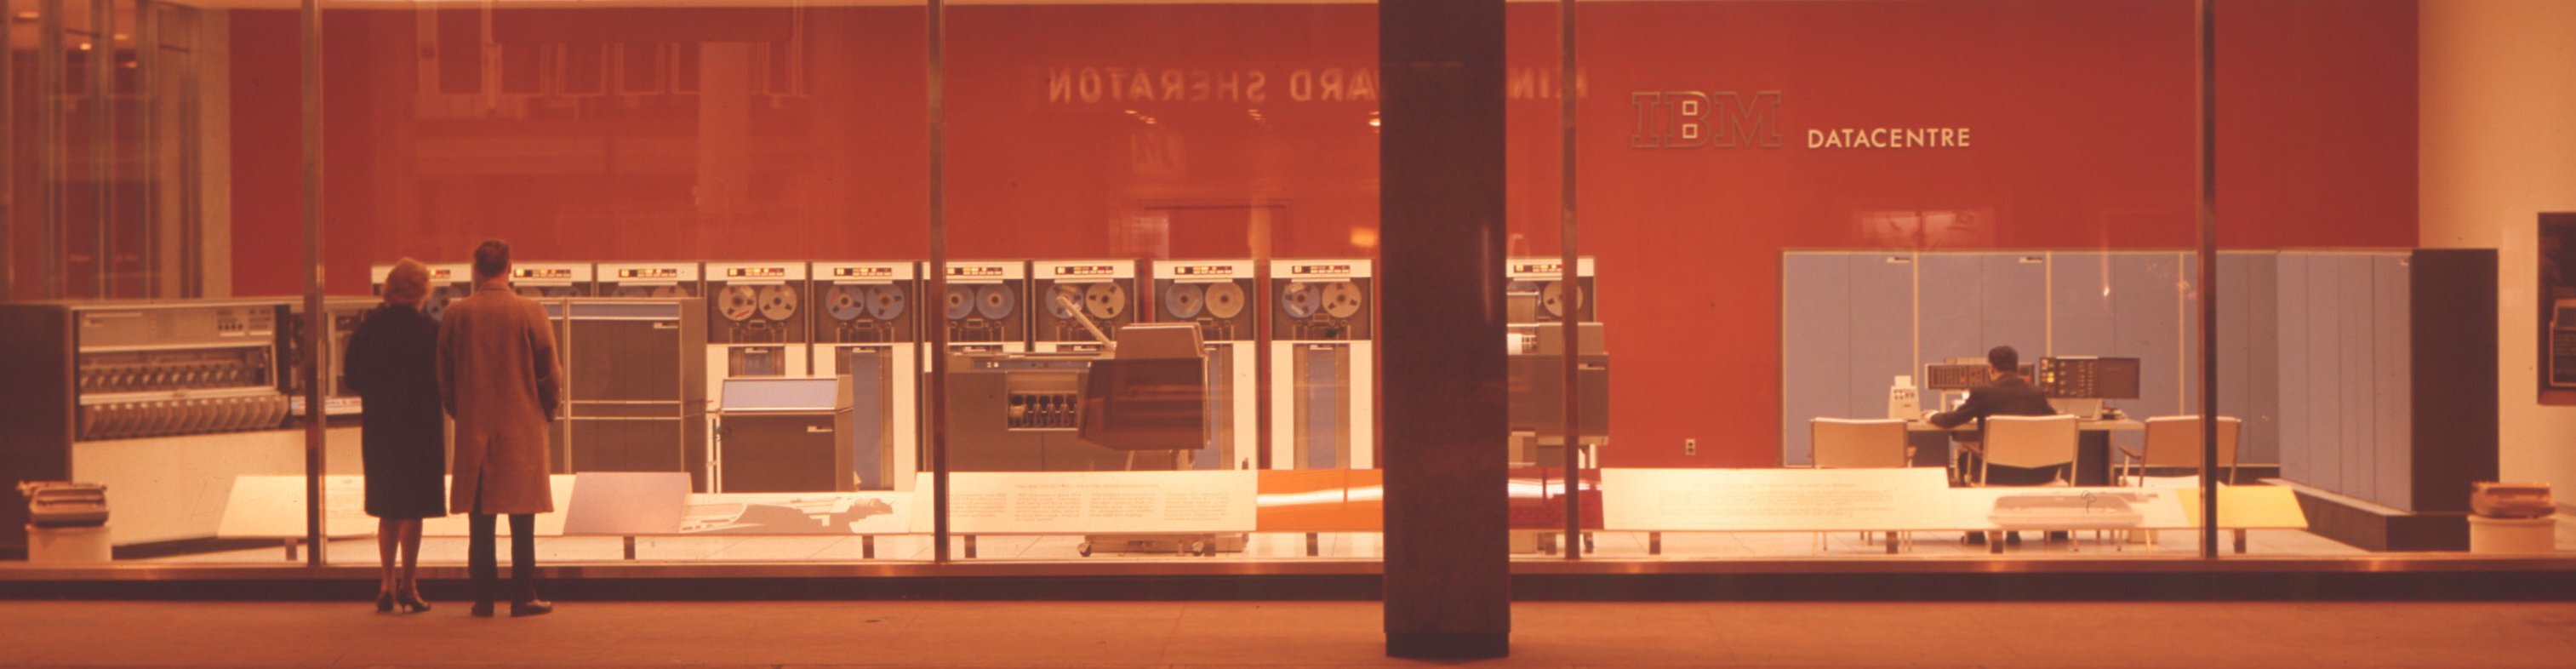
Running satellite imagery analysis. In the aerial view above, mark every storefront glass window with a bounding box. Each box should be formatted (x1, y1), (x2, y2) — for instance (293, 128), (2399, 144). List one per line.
(932, 0), (1382, 563)
(6, 0), (2564, 573)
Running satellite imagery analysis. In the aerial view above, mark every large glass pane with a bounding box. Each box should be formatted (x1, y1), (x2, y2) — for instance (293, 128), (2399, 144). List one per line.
(14, 0), (935, 567)
(934, 0), (1378, 562)
(1, 0), (291, 565)
(1585, 0), (2208, 561)
(2229, 0), (2563, 558)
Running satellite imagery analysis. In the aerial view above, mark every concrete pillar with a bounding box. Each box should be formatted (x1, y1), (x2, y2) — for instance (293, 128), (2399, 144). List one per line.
(1379, 0), (1509, 660)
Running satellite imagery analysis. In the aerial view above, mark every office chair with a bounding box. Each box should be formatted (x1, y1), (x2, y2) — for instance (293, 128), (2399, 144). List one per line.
(2120, 415), (2243, 486)
(1962, 415), (2078, 487)
(2118, 415), (2243, 549)
(1810, 418), (1910, 469)
(1958, 415), (2082, 551)
(1808, 417), (1911, 552)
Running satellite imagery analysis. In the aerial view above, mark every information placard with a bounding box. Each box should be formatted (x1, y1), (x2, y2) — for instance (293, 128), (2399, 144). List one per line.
(216, 475), (372, 539)
(1602, 467), (1951, 532)
(911, 470), (1256, 535)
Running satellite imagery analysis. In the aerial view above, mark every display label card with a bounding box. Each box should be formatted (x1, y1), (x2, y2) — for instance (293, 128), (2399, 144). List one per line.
(1602, 467), (1951, 532)
(911, 470), (1256, 535)
(680, 491), (912, 535)
(418, 475), (580, 537)
(561, 472), (693, 536)
(216, 475), (372, 539)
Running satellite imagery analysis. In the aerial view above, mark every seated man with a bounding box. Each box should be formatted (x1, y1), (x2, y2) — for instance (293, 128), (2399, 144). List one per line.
(1926, 345), (2059, 484)
(1926, 345), (2061, 544)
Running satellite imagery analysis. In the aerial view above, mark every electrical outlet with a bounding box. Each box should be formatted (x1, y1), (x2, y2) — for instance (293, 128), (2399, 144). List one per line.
(1684, 438), (1697, 456)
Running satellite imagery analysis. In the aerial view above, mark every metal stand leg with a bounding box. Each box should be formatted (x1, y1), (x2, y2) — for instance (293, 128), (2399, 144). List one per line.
(2233, 529), (2248, 554)
(1305, 532), (1320, 558)
(964, 535), (977, 559)
(1648, 531), (1662, 556)
(1885, 531), (1899, 555)
(1988, 531), (2005, 555)
(284, 538), (299, 562)
(862, 535), (877, 560)
(623, 536), (637, 560)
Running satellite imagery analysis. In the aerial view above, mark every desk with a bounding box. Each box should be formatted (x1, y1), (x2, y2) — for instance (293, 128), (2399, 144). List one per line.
(1905, 418), (2143, 485)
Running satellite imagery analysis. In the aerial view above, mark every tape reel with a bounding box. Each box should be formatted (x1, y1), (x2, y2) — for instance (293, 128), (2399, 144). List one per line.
(1320, 281), (1365, 319)
(1046, 284), (1083, 320)
(1084, 283), (1128, 321)
(757, 284), (800, 322)
(1279, 283), (1318, 319)
(1539, 281), (1581, 318)
(1203, 282), (1246, 320)
(825, 285), (869, 322)
(717, 285), (761, 323)
(426, 287), (459, 319)
(1162, 283), (1205, 320)
(865, 285), (907, 321)
(944, 285), (975, 321)
(976, 285), (1016, 320)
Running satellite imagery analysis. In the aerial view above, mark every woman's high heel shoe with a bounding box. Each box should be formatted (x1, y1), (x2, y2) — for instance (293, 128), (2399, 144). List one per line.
(396, 590), (432, 614)
(375, 591), (396, 613)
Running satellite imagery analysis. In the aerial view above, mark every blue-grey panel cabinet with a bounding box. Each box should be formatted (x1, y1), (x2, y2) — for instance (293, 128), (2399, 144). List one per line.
(1983, 254), (2051, 365)
(2373, 254), (2413, 510)
(2110, 253), (2187, 450)
(1780, 252), (1856, 466)
(1848, 254), (1919, 426)
(2333, 254), (2380, 505)
(2048, 253), (2116, 358)
(1918, 254), (1985, 368)
(2276, 254), (2312, 483)
(2211, 252), (2281, 464)
(2306, 255), (2348, 492)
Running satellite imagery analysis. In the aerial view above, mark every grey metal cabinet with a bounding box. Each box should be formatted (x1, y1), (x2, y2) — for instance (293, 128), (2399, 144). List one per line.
(2372, 254), (2414, 510)
(1779, 252), (1856, 466)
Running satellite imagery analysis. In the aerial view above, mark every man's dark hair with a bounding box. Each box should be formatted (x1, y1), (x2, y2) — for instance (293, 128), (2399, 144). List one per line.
(471, 239), (511, 279)
(1987, 345), (2019, 373)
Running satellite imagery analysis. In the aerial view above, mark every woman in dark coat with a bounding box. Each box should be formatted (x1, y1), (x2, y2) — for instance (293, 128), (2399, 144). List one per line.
(343, 258), (447, 614)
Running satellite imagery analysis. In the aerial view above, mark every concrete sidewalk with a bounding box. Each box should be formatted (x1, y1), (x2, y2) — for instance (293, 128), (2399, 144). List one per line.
(2, 600), (2573, 666)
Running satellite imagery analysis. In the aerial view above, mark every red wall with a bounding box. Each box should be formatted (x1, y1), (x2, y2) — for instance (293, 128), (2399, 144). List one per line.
(229, 0), (2416, 468)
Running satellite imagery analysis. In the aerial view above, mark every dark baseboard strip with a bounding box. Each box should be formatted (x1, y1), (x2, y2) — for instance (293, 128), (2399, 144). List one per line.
(1386, 632), (1510, 660)
(5, 570), (2574, 602)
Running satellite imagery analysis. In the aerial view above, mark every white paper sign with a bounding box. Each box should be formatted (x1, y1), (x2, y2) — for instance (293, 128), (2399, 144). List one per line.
(216, 475), (373, 539)
(419, 475), (580, 537)
(911, 470), (1257, 535)
(680, 491), (913, 535)
(1602, 467), (1952, 532)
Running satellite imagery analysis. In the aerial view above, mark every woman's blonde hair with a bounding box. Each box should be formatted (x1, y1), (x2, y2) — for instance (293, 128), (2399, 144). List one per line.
(382, 258), (431, 306)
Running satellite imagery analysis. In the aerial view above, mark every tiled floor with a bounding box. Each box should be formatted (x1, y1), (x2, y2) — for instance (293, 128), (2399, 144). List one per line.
(3, 600), (2573, 667)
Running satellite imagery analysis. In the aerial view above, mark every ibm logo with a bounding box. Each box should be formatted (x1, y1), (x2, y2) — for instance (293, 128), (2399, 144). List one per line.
(1630, 90), (1783, 149)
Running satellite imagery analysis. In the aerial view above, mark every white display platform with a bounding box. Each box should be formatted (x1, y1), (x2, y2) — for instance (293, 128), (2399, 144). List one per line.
(215, 474), (580, 540)
(214, 475), (374, 539)
(1602, 467), (2309, 533)
(1602, 467), (1951, 532)
(912, 470), (1257, 535)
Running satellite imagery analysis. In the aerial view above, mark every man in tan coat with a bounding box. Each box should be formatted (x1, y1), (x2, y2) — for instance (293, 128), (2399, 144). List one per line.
(437, 239), (562, 618)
